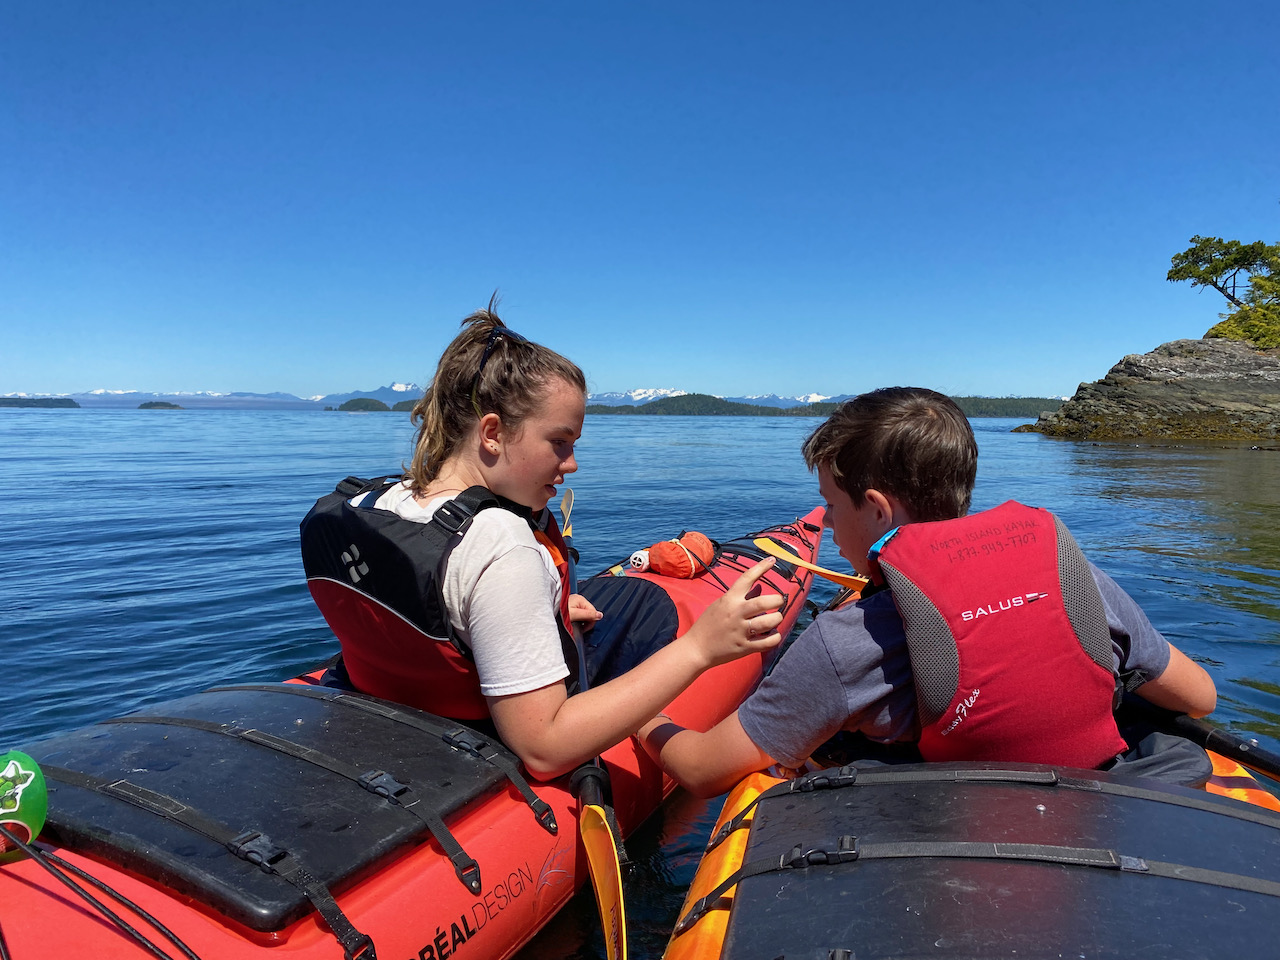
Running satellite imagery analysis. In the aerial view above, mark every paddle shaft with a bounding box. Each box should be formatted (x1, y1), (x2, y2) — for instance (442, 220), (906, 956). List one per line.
(1166, 713), (1280, 784)
(559, 489), (589, 691)
(558, 489), (629, 960)
(1120, 693), (1280, 784)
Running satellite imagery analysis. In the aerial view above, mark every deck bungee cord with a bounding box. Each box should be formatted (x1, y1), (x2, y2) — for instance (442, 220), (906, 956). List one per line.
(1, 816), (207, 960)
(2, 751), (207, 960)
(41, 763), (376, 960)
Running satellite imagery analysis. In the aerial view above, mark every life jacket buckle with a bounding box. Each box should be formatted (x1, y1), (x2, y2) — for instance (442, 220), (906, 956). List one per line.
(432, 499), (477, 537)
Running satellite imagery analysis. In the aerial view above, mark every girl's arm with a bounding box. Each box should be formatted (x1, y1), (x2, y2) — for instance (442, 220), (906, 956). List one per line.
(489, 558), (785, 780)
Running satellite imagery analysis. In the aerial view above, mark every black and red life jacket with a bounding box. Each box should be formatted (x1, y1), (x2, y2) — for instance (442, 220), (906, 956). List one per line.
(869, 500), (1127, 769)
(299, 476), (576, 720)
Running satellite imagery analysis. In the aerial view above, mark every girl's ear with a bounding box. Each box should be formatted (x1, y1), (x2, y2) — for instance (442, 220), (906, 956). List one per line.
(478, 413), (504, 452)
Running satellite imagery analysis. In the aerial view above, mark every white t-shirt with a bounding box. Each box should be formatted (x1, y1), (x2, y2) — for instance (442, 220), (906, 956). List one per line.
(363, 481), (570, 698)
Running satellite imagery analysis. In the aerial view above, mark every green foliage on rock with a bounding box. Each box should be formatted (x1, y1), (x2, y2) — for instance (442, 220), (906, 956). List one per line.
(338, 397), (391, 412)
(1169, 235), (1280, 348)
(1204, 266), (1280, 349)
(139, 401), (182, 409)
(391, 399), (415, 412)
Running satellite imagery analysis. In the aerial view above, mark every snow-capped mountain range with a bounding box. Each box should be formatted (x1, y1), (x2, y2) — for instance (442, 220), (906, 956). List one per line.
(6, 384), (849, 409)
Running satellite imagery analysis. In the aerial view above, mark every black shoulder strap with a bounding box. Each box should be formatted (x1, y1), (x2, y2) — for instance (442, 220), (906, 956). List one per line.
(426, 485), (502, 537)
(337, 475), (401, 500)
(425, 487), (579, 696)
(345, 481), (505, 540)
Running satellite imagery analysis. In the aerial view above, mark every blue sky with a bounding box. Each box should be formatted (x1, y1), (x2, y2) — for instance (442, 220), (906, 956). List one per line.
(3, 2), (1277, 400)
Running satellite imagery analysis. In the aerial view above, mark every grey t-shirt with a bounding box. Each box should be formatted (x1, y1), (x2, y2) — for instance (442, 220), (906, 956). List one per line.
(738, 563), (1172, 769)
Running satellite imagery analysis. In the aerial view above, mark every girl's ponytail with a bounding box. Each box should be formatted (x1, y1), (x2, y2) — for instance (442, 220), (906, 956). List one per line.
(405, 297), (585, 491)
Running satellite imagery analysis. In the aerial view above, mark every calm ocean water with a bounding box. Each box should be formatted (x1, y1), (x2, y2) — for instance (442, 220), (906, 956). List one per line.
(3, 409), (1279, 958)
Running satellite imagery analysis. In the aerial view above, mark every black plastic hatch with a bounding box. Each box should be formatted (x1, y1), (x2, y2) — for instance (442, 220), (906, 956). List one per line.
(707, 762), (1280, 959)
(25, 684), (516, 931)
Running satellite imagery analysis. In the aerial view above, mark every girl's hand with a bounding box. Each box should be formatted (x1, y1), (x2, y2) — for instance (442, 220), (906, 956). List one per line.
(684, 558), (784, 668)
(568, 593), (604, 624)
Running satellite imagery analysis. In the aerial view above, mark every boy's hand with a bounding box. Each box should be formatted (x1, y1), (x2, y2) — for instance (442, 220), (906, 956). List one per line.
(568, 593), (603, 624)
(685, 558), (784, 668)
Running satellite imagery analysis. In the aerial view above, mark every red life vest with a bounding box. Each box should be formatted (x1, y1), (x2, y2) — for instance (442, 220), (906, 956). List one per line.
(869, 500), (1127, 769)
(300, 478), (576, 720)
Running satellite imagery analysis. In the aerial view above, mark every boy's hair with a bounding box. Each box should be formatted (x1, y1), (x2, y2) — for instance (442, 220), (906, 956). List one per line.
(406, 295), (586, 491)
(802, 387), (977, 521)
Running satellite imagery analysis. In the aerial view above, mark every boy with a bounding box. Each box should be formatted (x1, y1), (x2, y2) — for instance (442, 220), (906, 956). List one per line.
(638, 387), (1217, 797)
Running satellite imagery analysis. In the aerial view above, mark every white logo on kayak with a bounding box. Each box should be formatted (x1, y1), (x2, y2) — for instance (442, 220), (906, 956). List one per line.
(960, 592), (1049, 621)
(940, 688), (981, 736)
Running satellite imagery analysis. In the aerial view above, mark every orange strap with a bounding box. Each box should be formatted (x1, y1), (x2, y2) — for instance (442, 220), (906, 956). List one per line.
(532, 511), (574, 626)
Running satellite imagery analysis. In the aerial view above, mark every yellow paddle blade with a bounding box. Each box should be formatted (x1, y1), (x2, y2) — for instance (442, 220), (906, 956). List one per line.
(580, 803), (627, 960)
(752, 537), (870, 591)
(559, 487), (574, 539)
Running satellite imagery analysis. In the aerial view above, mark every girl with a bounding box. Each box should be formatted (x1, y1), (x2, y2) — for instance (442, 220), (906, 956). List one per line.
(338, 301), (784, 780)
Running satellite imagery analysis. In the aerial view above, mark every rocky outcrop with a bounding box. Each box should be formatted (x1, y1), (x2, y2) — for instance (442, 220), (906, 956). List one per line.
(1017, 339), (1280, 441)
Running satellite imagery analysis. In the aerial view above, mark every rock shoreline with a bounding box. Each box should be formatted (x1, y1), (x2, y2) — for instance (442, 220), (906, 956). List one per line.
(1016, 339), (1280, 442)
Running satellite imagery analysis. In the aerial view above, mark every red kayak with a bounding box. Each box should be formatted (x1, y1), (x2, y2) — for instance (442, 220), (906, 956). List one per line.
(0, 509), (823, 960)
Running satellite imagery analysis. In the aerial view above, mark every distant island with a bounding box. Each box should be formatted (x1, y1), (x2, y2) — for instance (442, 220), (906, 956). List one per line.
(4, 385), (1066, 416)
(586, 394), (1063, 418)
(338, 397), (391, 412)
(139, 401), (182, 410)
(0, 397), (80, 408)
